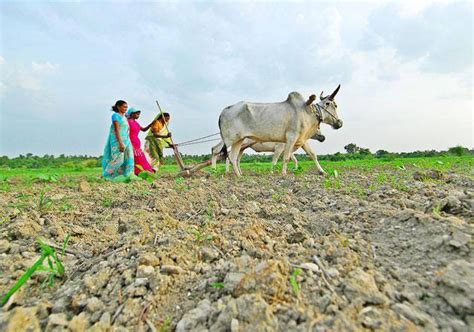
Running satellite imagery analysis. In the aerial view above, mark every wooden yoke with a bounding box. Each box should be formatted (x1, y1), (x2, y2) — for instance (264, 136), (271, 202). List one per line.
(155, 100), (186, 171)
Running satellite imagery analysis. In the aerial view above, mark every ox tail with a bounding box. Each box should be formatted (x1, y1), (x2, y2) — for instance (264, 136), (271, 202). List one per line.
(218, 114), (228, 158)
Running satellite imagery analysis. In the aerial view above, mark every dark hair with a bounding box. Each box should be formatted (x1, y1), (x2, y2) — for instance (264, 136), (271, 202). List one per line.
(157, 112), (171, 121)
(111, 100), (127, 112)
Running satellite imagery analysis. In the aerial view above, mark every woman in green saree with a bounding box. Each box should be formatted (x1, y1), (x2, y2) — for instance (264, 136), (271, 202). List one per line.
(145, 112), (173, 171)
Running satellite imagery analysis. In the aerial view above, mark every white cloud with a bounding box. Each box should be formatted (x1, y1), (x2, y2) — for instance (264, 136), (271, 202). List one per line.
(0, 58), (61, 118)
(32, 61), (59, 74)
(362, 1), (473, 75)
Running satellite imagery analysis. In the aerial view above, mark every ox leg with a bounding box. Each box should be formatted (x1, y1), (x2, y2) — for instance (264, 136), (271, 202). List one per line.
(211, 141), (224, 169)
(301, 142), (326, 175)
(229, 140), (244, 176)
(282, 137), (298, 176)
(237, 147), (246, 175)
(225, 157), (230, 173)
(271, 145), (284, 173)
(211, 154), (217, 169)
(291, 153), (299, 170)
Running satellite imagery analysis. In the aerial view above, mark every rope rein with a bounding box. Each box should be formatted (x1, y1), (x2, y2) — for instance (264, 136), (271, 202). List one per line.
(177, 137), (221, 147)
(175, 132), (220, 146)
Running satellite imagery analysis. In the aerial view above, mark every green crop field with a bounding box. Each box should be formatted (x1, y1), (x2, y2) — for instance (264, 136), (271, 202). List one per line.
(1, 155), (472, 182)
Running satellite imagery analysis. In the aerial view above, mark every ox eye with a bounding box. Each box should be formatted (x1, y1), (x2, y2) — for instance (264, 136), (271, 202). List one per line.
(325, 102), (330, 106)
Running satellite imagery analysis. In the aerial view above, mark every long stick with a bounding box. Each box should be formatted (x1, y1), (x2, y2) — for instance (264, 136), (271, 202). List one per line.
(155, 100), (185, 170)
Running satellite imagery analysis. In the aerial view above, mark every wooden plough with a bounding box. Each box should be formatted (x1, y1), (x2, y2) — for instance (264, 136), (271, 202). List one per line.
(155, 100), (254, 177)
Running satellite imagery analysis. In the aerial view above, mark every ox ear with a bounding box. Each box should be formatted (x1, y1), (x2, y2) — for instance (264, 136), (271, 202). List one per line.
(306, 94), (316, 106)
(328, 84), (341, 100)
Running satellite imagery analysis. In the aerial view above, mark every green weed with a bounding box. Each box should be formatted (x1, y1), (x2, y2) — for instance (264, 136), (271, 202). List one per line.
(111, 174), (141, 183)
(209, 281), (224, 289)
(290, 268), (302, 296)
(205, 200), (217, 221)
(389, 175), (409, 192)
(34, 173), (59, 183)
(0, 216), (10, 226)
(7, 201), (29, 211)
(189, 228), (213, 243)
(293, 164), (305, 176)
(158, 316), (173, 332)
(138, 171), (158, 183)
(334, 231), (350, 247)
(37, 190), (53, 213)
(432, 202), (442, 216)
(0, 235), (70, 307)
(376, 172), (388, 185)
(174, 177), (190, 190)
(59, 202), (73, 212)
(271, 192), (283, 201)
(102, 197), (113, 208)
(324, 178), (342, 190)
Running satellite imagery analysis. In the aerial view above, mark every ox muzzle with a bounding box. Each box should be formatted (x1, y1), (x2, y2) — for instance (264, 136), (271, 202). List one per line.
(314, 134), (326, 142)
(332, 120), (343, 129)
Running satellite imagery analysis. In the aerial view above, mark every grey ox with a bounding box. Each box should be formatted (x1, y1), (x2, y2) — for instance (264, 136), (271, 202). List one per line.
(217, 85), (343, 176)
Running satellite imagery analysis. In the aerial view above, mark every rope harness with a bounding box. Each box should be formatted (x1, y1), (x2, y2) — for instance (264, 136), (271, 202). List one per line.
(313, 102), (340, 123)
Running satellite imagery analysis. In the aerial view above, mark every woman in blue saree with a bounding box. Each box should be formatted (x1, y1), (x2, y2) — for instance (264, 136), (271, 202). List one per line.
(102, 100), (134, 179)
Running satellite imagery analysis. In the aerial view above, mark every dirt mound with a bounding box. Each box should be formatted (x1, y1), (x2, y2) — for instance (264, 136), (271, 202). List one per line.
(0, 166), (473, 331)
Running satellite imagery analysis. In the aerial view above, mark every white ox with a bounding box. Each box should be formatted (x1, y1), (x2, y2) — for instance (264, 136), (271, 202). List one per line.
(211, 130), (326, 173)
(217, 85), (343, 176)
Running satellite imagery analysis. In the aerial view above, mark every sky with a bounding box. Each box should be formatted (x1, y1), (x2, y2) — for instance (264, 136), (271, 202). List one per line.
(0, 0), (472, 157)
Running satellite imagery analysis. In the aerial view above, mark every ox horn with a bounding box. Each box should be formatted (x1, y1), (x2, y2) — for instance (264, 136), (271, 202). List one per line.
(306, 94), (316, 105)
(328, 84), (341, 100)
(319, 91), (325, 100)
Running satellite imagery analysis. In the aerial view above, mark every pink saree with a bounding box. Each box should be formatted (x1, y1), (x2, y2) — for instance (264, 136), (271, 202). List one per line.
(128, 118), (155, 175)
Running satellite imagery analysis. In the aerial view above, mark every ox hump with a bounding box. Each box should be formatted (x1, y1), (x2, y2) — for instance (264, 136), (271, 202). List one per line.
(286, 91), (305, 108)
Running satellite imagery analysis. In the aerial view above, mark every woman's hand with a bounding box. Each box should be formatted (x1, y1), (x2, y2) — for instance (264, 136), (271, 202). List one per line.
(119, 142), (125, 152)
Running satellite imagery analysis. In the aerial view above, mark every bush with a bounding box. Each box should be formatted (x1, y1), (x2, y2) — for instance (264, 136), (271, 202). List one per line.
(62, 161), (76, 168)
(81, 159), (99, 168)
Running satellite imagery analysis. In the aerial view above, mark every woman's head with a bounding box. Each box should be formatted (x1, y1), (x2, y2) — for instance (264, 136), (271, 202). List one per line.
(112, 100), (128, 113)
(126, 108), (141, 119)
(157, 112), (171, 123)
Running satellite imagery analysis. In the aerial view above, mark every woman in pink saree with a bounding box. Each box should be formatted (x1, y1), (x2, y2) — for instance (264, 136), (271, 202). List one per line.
(126, 108), (155, 175)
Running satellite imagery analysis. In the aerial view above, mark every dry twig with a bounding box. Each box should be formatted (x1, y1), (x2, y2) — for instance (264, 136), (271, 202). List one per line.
(312, 255), (335, 293)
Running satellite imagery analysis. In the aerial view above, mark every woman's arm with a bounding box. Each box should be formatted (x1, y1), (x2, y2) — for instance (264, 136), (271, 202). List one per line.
(141, 120), (155, 132)
(113, 121), (125, 152)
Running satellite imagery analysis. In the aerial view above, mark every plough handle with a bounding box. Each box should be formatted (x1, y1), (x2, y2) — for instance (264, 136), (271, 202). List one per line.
(155, 100), (186, 171)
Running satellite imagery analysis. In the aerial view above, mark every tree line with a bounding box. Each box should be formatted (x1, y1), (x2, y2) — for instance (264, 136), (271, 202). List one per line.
(0, 145), (471, 169)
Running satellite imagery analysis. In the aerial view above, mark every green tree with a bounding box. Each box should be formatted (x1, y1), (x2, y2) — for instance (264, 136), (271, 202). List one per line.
(376, 149), (389, 157)
(448, 146), (470, 156)
(344, 143), (359, 154)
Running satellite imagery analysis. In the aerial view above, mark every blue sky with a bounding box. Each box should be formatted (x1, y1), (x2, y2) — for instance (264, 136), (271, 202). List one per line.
(0, 0), (472, 157)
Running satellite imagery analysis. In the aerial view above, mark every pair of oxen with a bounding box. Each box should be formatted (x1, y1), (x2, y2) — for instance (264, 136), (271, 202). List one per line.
(211, 85), (343, 176)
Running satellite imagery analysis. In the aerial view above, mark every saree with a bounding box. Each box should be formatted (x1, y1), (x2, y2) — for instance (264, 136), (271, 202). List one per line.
(102, 113), (134, 179)
(128, 118), (155, 175)
(145, 117), (172, 169)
